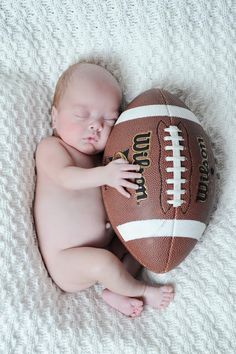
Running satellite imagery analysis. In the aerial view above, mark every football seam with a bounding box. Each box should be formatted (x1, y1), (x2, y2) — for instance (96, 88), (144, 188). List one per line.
(160, 90), (175, 272)
(161, 89), (195, 272)
(160, 90), (173, 272)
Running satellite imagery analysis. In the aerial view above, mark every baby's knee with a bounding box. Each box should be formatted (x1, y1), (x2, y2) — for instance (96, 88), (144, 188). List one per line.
(92, 248), (119, 278)
(50, 268), (94, 293)
(48, 248), (117, 293)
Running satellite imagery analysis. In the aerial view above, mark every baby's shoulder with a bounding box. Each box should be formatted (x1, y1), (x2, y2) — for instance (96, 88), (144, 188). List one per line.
(36, 136), (62, 155)
(35, 136), (73, 168)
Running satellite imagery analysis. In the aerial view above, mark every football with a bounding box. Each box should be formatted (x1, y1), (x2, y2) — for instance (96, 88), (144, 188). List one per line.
(102, 88), (215, 273)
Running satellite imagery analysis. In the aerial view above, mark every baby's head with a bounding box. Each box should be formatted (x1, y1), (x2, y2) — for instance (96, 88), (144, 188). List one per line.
(51, 62), (122, 155)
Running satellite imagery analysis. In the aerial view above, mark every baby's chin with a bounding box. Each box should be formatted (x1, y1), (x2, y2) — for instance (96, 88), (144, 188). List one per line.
(79, 141), (104, 155)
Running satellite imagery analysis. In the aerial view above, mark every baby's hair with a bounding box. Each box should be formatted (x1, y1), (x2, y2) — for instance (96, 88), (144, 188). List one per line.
(51, 61), (122, 114)
(51, 62), (82, 112)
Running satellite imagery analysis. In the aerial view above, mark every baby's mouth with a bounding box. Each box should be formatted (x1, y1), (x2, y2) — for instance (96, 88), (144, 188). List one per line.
(83, 136), (98, 143)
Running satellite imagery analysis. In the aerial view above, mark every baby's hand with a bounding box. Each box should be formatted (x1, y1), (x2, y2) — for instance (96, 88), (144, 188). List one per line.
(104, 158), (142, 198)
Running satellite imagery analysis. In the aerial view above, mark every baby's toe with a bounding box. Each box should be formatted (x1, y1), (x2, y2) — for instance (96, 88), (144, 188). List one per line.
(163, 293), (175, 301)
(129, 299), (143, 317)
(159, 295), (174, 309)
(161, 285), (174, 293)
(130, 298), (143, 307)
(130, 307), (143, 317)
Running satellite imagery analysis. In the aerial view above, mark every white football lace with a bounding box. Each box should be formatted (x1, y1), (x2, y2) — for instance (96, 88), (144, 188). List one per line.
(164, 125), (186, 207)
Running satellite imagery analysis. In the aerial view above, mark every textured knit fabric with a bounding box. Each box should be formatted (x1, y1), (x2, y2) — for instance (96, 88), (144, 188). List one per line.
(0, 1), (235, 353)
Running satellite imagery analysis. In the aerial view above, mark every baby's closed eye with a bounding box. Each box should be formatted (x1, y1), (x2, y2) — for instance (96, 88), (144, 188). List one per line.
(105, 118), (117, 126)
(74, 114), (87, 120)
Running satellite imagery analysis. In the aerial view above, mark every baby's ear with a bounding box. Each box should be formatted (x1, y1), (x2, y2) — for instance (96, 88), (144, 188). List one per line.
(51, 106), (58, 128)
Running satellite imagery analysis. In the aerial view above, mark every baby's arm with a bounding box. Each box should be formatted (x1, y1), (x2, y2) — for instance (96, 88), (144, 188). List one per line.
(36, 137), (141, 197)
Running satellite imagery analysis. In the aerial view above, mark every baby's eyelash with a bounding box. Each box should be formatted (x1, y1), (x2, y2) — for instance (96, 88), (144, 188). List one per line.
(105, 119), (116, 125)
(75, 115), (87, 119)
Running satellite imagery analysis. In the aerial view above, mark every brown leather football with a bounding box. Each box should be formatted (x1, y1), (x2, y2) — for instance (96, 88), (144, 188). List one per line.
(102, 88), (215, 273)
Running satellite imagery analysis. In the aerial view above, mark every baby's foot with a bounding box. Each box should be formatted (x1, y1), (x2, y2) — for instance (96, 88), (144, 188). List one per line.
(102, 289), (143, 317)
(143, 284), (175, 310)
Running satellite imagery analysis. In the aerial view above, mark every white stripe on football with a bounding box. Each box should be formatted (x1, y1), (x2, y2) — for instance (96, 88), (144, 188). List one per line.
(117, 219), (206, 242)
(116, 104), (200, 125)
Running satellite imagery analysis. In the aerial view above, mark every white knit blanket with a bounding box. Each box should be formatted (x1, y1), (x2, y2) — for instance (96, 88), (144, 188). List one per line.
(0, 1), (235, 353)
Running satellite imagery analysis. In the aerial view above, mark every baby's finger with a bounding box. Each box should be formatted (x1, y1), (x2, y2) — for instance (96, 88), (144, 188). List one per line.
(121, 164), (141, 171)
(121, 180), (140, 190)
(116, 186), (131, 198)
(121, 172), (142, 179)
(113, 158), (129, 164)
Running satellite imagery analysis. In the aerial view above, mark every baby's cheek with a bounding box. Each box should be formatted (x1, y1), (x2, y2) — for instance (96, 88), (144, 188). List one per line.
(102, 128), (112, 146)
(67, 122), (84, 137)
(106, 125), (113, 138)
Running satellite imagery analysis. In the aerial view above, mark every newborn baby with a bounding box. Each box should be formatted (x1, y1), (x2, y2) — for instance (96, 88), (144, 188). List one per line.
(34, 62), (175, 317)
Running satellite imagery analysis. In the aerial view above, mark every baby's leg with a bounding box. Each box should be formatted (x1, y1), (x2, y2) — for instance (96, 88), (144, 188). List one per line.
(102, 253), (143, 317)
(103, 239), (144, 317)
(104, 237), (174, 316)
(51, 246), (146, 296)
(51, 246), (174, 316)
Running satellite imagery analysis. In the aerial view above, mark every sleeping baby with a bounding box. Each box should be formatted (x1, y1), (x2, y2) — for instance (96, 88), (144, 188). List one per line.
(33, 62), (175, 317)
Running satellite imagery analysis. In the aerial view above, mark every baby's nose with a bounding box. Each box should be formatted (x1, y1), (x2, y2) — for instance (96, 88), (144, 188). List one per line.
(89, 119), (103, 132)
